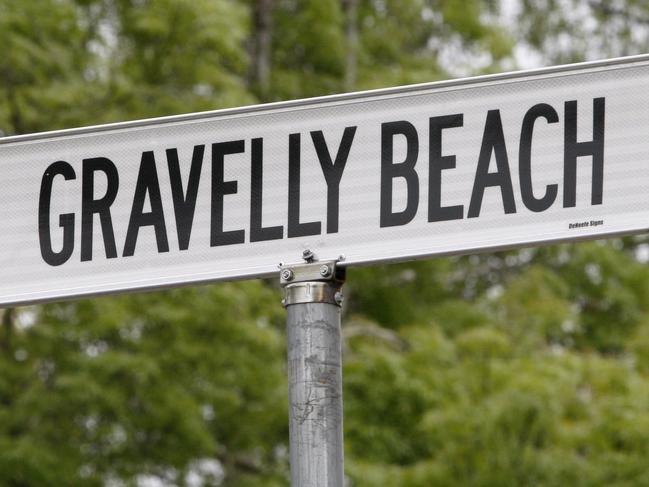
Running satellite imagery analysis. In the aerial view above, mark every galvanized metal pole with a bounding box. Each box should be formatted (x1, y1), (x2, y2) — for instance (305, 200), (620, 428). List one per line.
(280, 253), (346, 487)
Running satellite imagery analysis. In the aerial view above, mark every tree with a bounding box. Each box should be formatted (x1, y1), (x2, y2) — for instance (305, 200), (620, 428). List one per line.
(516, 0), (649, 64)
(3, 1), (649, 486)
(0, 284), (288, 486)
(0, 0), (92, 134)
(96, 0), (255, 121)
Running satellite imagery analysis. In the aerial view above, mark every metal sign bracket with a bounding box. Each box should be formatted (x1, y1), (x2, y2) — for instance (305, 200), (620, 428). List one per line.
(280, 257), (346, 307)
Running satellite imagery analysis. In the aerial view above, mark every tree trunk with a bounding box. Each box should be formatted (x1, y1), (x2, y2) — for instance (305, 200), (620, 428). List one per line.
(250, 0), (274, 101)
(342, 0), (358, 92)
(6, 86), (26, 135)
(1, 308), (14, 353)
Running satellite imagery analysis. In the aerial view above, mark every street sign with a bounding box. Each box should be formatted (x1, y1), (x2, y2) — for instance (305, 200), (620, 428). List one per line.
(2, 55), (649, 306)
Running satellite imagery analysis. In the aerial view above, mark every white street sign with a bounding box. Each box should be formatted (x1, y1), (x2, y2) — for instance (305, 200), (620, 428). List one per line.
(2, 55), (649, 306)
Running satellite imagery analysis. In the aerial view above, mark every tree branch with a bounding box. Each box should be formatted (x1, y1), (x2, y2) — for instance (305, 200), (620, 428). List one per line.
(588, 1), (649, 25)
(343, 321), (409, 352)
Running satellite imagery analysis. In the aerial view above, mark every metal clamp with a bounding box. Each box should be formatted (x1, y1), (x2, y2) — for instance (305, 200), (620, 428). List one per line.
(280, 254), (346, 307)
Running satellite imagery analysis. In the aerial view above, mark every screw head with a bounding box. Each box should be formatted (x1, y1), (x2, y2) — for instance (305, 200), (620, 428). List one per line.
(319, 264), (331, 277)
(334, 291), (344, 306)
(281, 269), (294, 281)
(302, 249), (314, 262)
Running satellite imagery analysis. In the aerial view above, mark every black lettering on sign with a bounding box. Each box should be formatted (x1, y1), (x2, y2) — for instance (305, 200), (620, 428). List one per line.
(211, 141), (246, 246)
(81, 157), (119, 261)
(39, 161), (76, 266)
(250, 137), (283, 242)
(519, 103), (559, 212)
(288, 133), (321, 238)
(311, 126), (357, 234)
(123, 151), (170, 257)
(563, 97), (605, 207)
(428, 114), (464, 222)
(468, 110), (516, 218)
(380, 121), (419, 227)
(167, 145), (205, 251)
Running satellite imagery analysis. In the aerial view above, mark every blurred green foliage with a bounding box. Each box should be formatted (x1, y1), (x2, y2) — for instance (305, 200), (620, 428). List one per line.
(2, 0), (649, 485)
